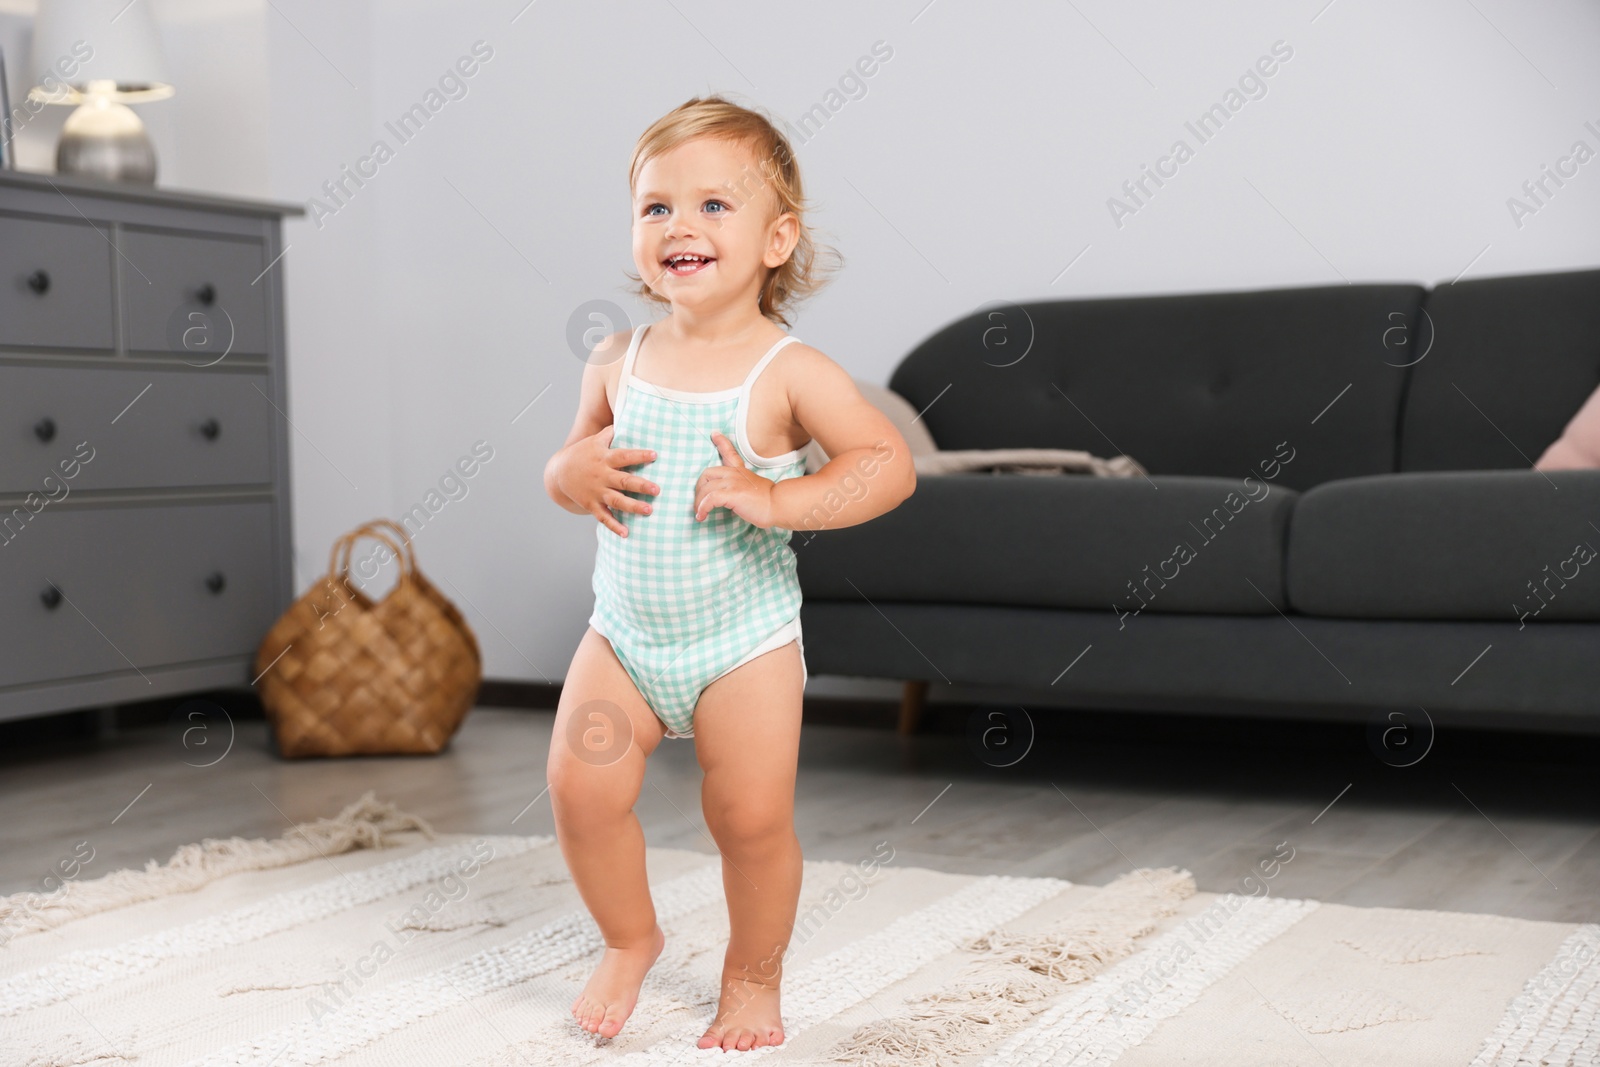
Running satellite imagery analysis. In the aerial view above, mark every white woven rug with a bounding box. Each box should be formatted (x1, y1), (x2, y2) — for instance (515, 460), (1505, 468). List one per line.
(1, 793), (1595, 1066)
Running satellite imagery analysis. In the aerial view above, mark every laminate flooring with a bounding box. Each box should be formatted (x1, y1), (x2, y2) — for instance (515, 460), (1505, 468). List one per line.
(2, 698), (1595, 923)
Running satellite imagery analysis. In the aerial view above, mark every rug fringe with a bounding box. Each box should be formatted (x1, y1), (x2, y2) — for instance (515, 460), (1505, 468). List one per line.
(0, 790), (433, 945)
(830, 866), (1194, 1065)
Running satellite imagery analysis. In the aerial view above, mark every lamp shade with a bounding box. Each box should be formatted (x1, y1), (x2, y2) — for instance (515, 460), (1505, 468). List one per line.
(29, 0), (173, 104)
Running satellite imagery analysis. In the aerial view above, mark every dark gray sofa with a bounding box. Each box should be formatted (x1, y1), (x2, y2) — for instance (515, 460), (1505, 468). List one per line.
(793, 267), (1600, 735)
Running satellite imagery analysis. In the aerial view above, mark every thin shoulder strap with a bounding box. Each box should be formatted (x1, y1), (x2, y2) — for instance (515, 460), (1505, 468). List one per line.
(741, 333), (802, 392)
(613, 323), (650, 419)
(620, 322), (649, 379)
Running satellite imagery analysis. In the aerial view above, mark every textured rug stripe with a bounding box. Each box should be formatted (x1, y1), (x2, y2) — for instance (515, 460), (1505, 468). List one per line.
(978, 893), (1320, 1066)
(184, 861), (727, 1067)
(1470, 923), (1600, 1067)
(0, 835), (547, 1017)
(615, 873), (1073, 1064)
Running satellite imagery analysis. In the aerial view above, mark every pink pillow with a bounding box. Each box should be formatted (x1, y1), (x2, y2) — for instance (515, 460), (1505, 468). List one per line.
(1535, 380), (1600, 470)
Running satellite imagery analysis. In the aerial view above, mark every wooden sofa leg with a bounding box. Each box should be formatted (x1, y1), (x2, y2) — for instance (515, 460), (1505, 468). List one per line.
(898, 680), (929, 736)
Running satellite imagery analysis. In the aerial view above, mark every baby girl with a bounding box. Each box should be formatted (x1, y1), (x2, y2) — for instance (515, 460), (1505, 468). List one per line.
(542, 95), (916, 1051)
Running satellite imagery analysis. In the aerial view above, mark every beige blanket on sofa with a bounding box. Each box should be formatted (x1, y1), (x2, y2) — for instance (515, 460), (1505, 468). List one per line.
(913, 447), (1147, 477)
(800, 380), (1148, 478)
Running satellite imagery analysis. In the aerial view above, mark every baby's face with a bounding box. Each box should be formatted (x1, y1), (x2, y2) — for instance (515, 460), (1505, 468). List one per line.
(632, 136), (794, 314)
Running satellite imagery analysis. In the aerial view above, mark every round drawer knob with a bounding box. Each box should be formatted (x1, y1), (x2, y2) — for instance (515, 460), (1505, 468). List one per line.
(205, 572), (227, 594)
(27, 269), (51, 295)
(34, 417), (57, 443)
(196, 282), (217, 306)
(199, 418), (221, 440)
(41, 585), (62, 610)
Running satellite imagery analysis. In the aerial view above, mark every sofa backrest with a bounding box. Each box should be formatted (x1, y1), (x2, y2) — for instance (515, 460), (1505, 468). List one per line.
(1398, 267), (1600, 471)
(888, 283), (1423, 491)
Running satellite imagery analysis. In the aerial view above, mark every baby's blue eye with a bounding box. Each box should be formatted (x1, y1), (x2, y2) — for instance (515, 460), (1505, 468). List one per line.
(642, 200), (729, 217)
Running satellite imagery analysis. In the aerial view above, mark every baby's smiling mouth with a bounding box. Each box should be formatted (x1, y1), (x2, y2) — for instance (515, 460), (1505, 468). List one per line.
(664, 252), (715, 276)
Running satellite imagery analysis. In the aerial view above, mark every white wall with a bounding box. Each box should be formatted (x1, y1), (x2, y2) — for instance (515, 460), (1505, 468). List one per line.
(5, 0), (1599, 695)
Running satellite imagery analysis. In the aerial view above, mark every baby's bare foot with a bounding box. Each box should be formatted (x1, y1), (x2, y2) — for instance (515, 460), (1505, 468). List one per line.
(571, 924), (665, 1039)
(698, 975), (785, 1051)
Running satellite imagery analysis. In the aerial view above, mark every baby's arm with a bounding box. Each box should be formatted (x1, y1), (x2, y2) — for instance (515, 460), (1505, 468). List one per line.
(544, 330), (660, 536)
(770, 347), (917, 534)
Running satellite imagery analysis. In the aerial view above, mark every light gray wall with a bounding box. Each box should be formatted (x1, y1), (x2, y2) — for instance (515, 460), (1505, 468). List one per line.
(4, 0), (1598, 697)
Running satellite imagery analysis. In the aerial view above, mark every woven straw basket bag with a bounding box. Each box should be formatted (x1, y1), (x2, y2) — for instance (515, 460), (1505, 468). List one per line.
(254, 518), (482, 758)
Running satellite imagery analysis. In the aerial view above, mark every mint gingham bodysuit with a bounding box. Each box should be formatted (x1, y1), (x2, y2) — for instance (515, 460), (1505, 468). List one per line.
(588, 322), (811, 739)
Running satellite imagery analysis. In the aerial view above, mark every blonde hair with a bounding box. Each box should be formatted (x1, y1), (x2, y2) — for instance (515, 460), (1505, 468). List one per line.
(624, 94), (840, 328)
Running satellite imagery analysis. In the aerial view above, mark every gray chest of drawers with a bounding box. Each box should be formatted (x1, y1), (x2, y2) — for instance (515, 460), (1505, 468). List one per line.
(0, 169), (303, 724)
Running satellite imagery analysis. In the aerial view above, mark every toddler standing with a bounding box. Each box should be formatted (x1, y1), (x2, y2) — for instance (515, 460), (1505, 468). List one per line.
(542, 95), (916, 1051)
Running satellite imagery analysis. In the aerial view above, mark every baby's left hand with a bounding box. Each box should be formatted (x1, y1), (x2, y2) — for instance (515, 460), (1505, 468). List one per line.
(694, 431), (777, 528)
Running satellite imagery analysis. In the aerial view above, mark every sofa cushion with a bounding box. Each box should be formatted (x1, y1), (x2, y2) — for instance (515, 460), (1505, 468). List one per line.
(887, 283), (1423, 491)
(1286, 469), (1600, 620)
(1400, 267), (1600, 472)
(794, 471), (1297, 615)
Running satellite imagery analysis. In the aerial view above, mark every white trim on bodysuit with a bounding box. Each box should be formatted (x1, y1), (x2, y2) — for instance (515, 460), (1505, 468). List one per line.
(616, 323), (813, 469)
(734, 336), (809, 467)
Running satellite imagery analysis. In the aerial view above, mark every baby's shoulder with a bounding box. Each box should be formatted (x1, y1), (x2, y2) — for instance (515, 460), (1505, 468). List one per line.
(773, 339), (836, 377)
(772, 339), (852, 393)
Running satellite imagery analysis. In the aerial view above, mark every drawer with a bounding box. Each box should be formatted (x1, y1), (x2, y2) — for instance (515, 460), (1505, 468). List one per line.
(0, 215), (116, 350)
(120, 229), (270, 358)
(0, 501), (279, 689)
(0, 364), (274, 492)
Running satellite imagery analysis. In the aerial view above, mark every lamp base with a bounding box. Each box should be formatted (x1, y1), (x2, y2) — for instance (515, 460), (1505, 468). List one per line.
(56, 96), (157, 185)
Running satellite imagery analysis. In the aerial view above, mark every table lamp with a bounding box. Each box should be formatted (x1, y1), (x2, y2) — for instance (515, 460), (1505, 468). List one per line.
(28, 0), (174, 184)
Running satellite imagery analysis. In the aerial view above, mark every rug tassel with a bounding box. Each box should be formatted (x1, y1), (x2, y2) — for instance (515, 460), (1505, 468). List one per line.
(831, 867), (1195, 1065)
(0, 790), (433, 944)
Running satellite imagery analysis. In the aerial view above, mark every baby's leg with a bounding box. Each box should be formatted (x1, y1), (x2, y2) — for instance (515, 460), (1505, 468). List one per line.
(548, 625), (669, 1038)
(691, 638), (806, 1051)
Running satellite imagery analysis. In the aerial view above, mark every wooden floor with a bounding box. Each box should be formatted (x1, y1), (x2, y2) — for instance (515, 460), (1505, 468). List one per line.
(2, 696), (1596, 923)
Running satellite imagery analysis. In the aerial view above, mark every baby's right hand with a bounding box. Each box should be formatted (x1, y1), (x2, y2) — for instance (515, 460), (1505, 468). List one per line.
(556, 425), (658, 538)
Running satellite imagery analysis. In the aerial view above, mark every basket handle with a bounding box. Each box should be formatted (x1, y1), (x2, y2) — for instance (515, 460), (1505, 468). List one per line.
(333, 518), (419, 578)
(326, 523), (412, 593)
(360, 518), (420, 570)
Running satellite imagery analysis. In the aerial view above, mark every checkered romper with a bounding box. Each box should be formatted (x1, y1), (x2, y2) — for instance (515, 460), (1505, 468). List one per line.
(589, 322), (810, 738)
